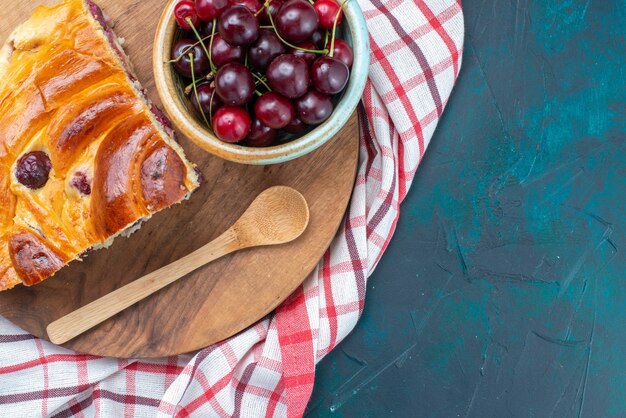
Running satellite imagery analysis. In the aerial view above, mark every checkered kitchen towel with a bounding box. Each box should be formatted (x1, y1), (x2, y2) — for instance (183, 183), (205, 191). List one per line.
(0, 0), (464, 416)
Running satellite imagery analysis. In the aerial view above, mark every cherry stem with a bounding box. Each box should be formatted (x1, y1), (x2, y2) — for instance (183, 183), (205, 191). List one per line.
(324, 29), (329, 49)
(268, 10), (328, 54)
(167, 35), (213, 63)
(254, 90), (263, 97)
(184, 72), (214, 95)
(255, 0), (270, 16)
(186, 17), (215, 73)
(189, 53), (212, 129)
(207, 18), (217, 73)
(252, 72), (272, 91)
(329, 0), (349, 57)
(209, 90), (216, 124)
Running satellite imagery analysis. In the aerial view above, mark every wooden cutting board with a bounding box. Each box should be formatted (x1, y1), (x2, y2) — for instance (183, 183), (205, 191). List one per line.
(0, 0), (358, 358)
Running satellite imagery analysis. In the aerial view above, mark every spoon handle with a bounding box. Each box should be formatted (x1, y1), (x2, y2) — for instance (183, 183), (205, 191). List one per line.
(47, 228), (240, 345)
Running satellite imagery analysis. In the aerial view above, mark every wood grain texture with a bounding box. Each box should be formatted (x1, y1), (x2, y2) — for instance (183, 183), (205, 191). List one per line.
(0, 0), (359, 358)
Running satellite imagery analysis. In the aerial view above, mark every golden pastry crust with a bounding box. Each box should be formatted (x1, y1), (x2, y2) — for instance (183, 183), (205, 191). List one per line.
(0, 0), (199, 290)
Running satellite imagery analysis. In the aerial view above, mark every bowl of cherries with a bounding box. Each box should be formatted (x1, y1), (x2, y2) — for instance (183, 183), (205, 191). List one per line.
(153, 0), (369, 164)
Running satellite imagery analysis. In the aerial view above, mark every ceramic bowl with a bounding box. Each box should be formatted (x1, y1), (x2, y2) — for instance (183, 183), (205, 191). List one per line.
(153, 0), (369, 165)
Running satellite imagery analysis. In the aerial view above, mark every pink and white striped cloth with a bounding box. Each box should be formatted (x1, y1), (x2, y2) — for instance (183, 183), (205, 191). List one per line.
(0, 0), (464, 416)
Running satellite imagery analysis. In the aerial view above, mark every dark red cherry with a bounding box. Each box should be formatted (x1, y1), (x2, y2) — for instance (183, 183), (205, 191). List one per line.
(283, 117), (306, 134)
(230, 0), (262, 14)
(311, 56), (349, 94)
(310, 28), (325, 49)
(295, 90), (333, 124)
(71, 172), (91, 196)
(200, 20), (214, 36)
(215, 63), (255, 105)
(245, 118), (277, 147)
(266, 54), (310, 98)
(218, 6), (260, 46)
(291, 42), (317, 66)
(210, 34), (245, 67)
(259, 0), (283, 25)
(174, 0), (200, 30)
(15, 151), (52, 189)
(314, 0), (342, 29)
(212, 106), (251, 142)
(171, 39), (210, 78)
(248, 30), (286, 71)
(196, 0), (229, 21)
(332, 39), (353, 68)
(254, 92), (295, 129)
(275, 0), (319, 43)
(190, 82), (222, 117)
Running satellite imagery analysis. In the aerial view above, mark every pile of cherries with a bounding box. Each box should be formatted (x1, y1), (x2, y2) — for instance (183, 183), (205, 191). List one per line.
(171, 0), (353, 146)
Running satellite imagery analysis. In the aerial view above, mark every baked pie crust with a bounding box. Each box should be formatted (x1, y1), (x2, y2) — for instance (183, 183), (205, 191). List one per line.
(0, 0), (200, 290)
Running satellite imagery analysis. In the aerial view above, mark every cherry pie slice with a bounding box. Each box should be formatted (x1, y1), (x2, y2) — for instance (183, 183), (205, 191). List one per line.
(0, 0), (200, 290)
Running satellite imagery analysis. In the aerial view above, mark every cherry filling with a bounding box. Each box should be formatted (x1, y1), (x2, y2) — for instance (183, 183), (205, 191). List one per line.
(88, 1), (178, 142)
(150, 104), (175, 131)
(88, 0), (108, 28)
(71, 172), (92, 196)
(15, 151), (52, 189)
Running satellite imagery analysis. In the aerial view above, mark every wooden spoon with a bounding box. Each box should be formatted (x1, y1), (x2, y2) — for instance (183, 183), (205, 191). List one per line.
(47, 186), (310, 345)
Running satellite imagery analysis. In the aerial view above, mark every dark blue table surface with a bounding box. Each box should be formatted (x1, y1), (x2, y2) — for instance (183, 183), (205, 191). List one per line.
(307, 0), (625, 416)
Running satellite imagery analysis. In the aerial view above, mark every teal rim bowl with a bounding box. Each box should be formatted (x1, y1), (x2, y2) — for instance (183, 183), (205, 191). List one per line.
(154, 0), (370, 165)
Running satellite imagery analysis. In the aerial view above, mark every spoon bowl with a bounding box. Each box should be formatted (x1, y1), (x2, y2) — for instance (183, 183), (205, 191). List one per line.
(234, 186), (310, 247)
